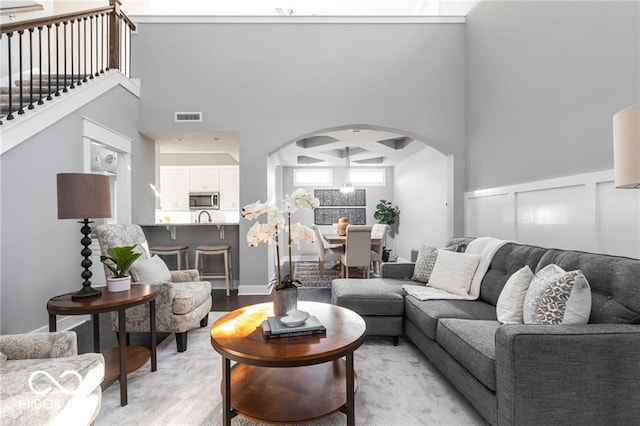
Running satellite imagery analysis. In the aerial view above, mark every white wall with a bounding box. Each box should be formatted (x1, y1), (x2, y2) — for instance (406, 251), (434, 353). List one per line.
(465, 170), (640, 259)
(132, 19), (467, 290)
(394, 145), (451, 261)
(466, 1), (639, 191)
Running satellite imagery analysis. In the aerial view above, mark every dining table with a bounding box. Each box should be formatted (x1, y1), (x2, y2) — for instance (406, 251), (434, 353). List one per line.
(322, 233), (383, 246)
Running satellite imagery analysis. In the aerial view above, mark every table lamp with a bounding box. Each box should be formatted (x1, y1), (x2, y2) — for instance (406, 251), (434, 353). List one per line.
(57, 173), (112, 299)
(613, 103), (640, 188)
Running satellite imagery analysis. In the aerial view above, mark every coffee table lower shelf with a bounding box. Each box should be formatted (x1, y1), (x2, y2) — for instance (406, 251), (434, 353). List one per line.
(228, 359), (358, 423)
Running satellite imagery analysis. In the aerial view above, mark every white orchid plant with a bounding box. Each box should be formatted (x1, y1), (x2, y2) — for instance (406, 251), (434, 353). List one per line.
(242, 188), (319, 290)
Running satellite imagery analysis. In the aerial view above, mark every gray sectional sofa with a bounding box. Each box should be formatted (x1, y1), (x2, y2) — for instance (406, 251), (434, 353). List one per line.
(332, 237), (640, 425)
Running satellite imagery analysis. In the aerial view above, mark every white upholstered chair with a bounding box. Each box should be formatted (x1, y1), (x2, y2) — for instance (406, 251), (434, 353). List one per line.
(370, 223), (391, 275)
(341, 225), (374, 278)
(96, 224), (212, 352)
(312, 225), (344, 277)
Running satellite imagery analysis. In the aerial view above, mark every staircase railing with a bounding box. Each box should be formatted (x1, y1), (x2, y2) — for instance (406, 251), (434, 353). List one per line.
(0, 0), (136, 125)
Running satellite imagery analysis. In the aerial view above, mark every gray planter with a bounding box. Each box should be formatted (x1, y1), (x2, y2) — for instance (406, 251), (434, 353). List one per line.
(273, 287), (298, 316)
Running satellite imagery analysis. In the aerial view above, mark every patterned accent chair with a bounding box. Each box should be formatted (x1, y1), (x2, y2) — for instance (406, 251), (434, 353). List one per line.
(0, 331), (104, 425)
(96, 224), (212, 352)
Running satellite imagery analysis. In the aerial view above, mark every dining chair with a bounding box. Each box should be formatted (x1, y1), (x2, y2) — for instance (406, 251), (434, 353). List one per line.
(312, 225), (344, 277)
(341, 225), (374, 278)
(370, 223), (391, 275)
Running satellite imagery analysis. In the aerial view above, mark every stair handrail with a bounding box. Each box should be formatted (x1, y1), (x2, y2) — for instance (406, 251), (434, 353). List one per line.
(0, 0), (135, 124)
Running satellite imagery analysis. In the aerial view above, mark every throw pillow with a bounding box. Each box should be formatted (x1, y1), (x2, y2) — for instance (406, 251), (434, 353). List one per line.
(412, 245), (438, 283)
(130, 255), (171, 283)
(523, 264), (592, 324)
(428, 250), (482, 296)
(496, 265), (535, 324)
(0, 351), (7, 361)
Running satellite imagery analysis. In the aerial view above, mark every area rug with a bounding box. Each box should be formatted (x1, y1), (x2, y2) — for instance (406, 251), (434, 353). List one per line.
(95, 312), (487, 426)
(292, 261), (341, 288)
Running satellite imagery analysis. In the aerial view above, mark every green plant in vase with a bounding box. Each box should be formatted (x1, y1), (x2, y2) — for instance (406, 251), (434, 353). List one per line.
(100, 245), (142, 292)
(374, 199), (399, 261)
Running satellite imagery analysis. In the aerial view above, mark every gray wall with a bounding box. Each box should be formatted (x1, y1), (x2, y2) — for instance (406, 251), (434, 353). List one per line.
(466, 0), (640, 191)
(0, 86), (148, 334)
(133, 21), (467, 289)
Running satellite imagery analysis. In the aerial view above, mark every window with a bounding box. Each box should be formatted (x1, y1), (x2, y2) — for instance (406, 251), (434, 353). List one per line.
(350, 168), (386, 186)
(293, 168), (333, 186)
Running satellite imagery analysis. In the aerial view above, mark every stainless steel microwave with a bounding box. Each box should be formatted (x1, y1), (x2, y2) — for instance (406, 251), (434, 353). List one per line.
(189, 192), (219, 210)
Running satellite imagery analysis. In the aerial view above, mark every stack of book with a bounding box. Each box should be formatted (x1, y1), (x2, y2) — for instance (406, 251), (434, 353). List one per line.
(261, 315), (326, 339)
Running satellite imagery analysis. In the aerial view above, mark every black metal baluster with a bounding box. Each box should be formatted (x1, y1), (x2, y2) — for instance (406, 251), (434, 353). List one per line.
(47, 24), (53, 100)
(17, 30), (25, 115)
(56, 23), (61, 95)
(105, 12), (109, 71)
(76, 19), (82, 86)
(58, 21), (69, 93)
(1, 33), (3, 124)
(69, 19), (76, 89)
(83, 17), (88, 82)
(38, 26), (44, 105)
(90, 15), (95, 79)
(7, 32), (14, 120)
(100, 13), (105, 74)
(28, 28), (34, 110)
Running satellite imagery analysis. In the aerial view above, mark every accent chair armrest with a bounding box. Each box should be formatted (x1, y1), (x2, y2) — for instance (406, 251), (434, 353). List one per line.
(0, 331), (78, 360)
(380, 262), (415, 279)
(496, 323), (640, 426)
(171, 269), (200, 282)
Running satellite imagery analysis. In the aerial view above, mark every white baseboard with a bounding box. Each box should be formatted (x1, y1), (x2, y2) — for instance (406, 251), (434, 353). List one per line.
(237, 284), (270, 296)
(32, 315), (90, 334)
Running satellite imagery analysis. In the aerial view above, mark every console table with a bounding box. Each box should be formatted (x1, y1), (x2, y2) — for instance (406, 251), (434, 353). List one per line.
(47, 284), (157, 406)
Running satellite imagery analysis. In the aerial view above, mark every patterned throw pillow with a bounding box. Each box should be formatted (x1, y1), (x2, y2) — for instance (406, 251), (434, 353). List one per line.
(523, 264), (592, 325)
(496, 265), (535, 324)
(412, 245), (438, 283)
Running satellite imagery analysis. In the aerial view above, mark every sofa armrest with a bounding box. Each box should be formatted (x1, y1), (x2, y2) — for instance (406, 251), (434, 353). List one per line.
(380, 262), (415, 279)
(0, 331), (78, 360)
(496, 324), (640, 426)
(170, 269), (200, 282)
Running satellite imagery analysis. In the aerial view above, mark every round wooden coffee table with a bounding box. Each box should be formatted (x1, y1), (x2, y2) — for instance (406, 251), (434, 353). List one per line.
(210, 301), (366, 426)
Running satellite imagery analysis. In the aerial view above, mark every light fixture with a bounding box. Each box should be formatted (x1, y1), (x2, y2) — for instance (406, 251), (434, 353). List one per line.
(57, 173), (112, 299)
(340, 146), (355, 194)
(613, 103), (640, 188)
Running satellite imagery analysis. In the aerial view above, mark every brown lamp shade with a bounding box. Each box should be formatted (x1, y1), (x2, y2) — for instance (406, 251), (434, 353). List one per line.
(613, 103), (640, 188)
(57, 173), (112, 219)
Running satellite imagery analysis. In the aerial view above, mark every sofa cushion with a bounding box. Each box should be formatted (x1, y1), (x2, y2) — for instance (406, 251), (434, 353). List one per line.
(437, 319), (500, 391)
(172, 281), (212, 315)
(478, 243), (549, 307)
(496, 265), (534, 324)
(404, 295), (497, 340)
(428, 250), (481, 296)
(536, 249), (640, 324)
(412, 245), (438, 283)
(332, 278), (405, 316)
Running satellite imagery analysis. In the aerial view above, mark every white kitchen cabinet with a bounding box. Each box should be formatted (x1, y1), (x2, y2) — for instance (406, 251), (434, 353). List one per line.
(160, 168), (190, 210)
(190, 169), (220, 192)
(219, 168), (239, 210)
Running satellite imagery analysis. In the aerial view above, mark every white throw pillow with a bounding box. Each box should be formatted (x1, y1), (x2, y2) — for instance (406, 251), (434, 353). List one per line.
(523, 264), (592, 324)
(496, 265), (535, 324)
(428, 250), (482, 296)
(412, 245), (438, 283)
(130, 255), (171, 283)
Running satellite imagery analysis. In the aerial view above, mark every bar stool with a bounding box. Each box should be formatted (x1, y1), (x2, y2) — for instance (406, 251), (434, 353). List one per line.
(194, 245), (233, 296)
(149, 245), (189, 270)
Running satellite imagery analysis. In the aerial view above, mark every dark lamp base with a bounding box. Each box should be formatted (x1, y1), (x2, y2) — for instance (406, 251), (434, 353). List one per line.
(72, 285), (102, 300)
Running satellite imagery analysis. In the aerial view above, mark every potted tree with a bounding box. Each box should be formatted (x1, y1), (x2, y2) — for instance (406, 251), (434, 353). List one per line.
(100, 245), (141, 292)
(374, 200), (399, 261)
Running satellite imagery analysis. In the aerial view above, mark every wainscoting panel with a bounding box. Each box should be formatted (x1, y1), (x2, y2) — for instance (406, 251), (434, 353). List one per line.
(465, 170), (640, 259)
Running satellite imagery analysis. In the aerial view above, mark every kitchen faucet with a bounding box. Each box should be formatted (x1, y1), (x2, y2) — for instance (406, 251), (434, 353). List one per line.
(198, 210), (212, 223)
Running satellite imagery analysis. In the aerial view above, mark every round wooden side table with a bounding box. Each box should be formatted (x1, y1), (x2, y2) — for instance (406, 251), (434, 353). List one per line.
(47, 284), (158, 406)
(211, 301), (366, 426)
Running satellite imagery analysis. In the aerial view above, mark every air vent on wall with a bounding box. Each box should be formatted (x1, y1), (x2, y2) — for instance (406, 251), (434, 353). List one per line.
(175, 112), (202, 122)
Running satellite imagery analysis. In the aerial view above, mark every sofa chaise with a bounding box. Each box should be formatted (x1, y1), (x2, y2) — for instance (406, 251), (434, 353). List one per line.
(332, 237), (640, 425)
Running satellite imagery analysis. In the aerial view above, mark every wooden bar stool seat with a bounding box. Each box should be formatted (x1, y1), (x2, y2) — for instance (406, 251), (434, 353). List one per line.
(149, 245), (189, 270)
(194, 245), (233, 296)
